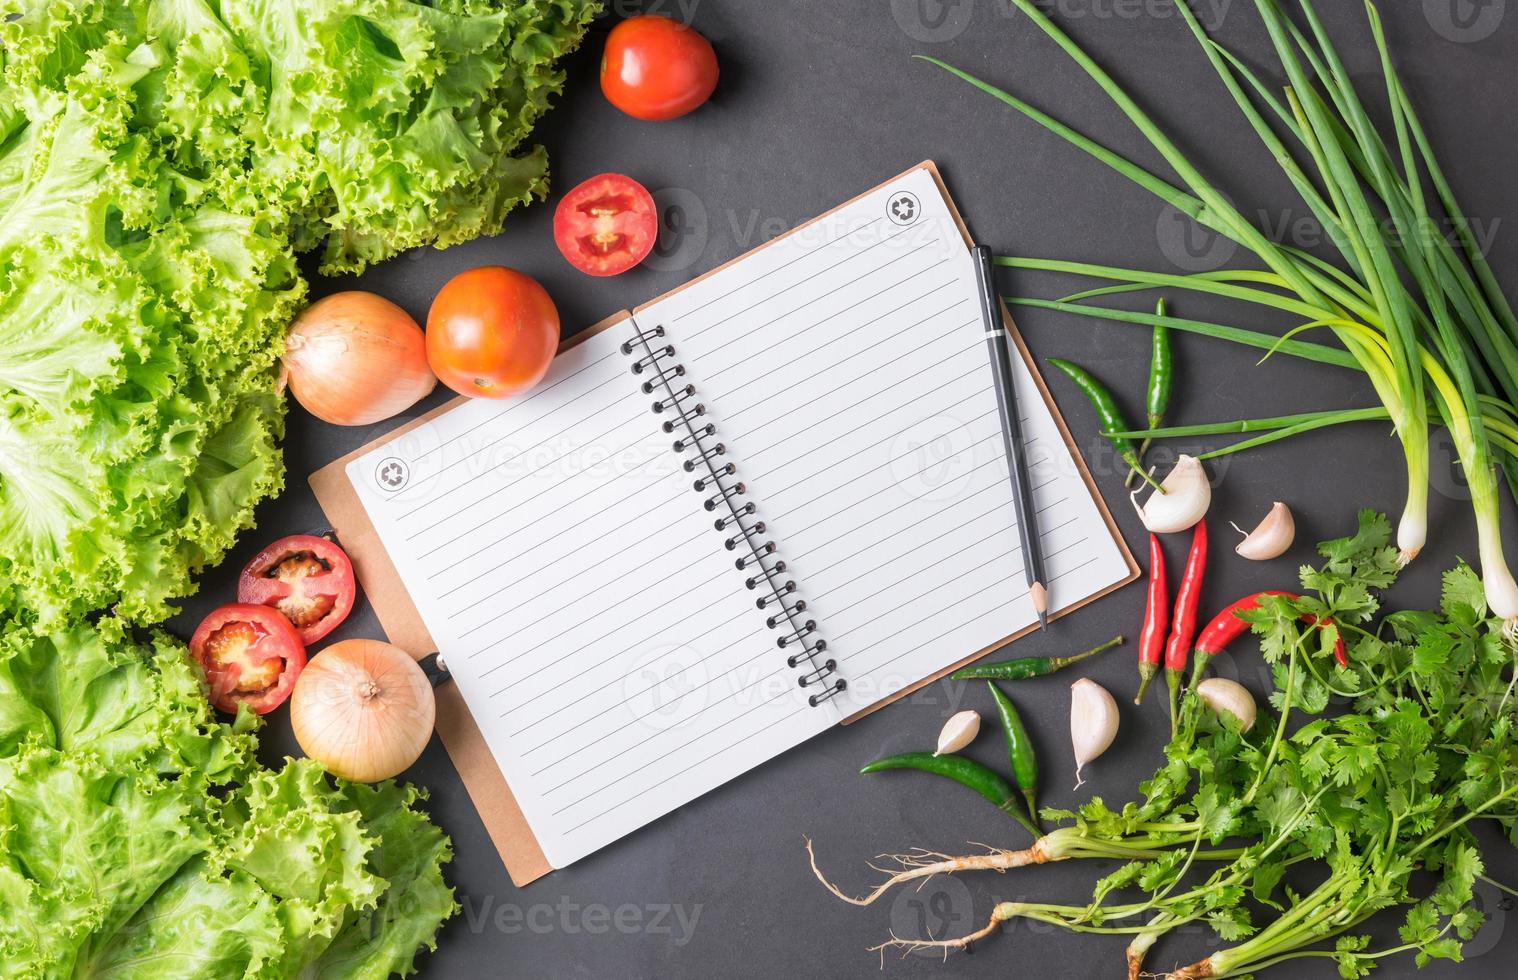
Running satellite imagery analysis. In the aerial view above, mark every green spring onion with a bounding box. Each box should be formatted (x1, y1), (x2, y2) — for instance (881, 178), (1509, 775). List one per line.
(919, 0), (1518, 626)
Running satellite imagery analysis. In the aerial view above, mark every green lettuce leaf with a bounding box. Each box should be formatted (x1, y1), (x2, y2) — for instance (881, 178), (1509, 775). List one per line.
(301, 781), (459, 979)
(0, 750), (213, 975)
(71, 858), (285, 980)
(222, 760), (389, 975)
(0, 622), (455, 978)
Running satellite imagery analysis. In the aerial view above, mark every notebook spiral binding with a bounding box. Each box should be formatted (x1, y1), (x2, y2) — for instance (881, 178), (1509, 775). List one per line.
(623, 321), (845, 707)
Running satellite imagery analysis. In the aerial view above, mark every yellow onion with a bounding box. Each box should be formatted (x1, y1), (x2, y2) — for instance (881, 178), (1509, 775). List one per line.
(291, 639), (435, 782)
(281, 291), (436, 425)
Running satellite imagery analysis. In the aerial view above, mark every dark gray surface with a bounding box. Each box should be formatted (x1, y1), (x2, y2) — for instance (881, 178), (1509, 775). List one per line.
(177, 2), (1518, 977)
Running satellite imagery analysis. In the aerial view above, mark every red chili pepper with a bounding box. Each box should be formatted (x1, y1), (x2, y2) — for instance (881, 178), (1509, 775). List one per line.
(1194, 590), (1294, 659)
(1310, 614), (1349, 669)
(1134, 533), (1168, 706)
(1191, 590), (1349, 683)
(1163, 520), (1208, 732)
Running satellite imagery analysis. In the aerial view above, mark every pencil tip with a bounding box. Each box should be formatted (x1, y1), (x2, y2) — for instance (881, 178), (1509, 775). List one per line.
(1037, 610), (1049, 631)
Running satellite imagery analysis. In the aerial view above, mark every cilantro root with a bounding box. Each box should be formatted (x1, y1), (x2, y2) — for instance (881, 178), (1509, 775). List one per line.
(811, 512), (1518, 977)
(869, 901), (1024, 957)
(804, 838), (1058, 907)
(806, 825), (1220, 909)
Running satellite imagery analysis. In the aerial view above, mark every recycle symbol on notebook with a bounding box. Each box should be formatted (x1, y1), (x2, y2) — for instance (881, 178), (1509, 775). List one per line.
(887, 191), (920, 224)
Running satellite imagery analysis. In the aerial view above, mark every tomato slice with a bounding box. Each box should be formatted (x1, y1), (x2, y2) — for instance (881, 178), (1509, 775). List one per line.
(237, 534), (357, 645)
(189, 603), (307, 715)
(553, 174), (658, 277)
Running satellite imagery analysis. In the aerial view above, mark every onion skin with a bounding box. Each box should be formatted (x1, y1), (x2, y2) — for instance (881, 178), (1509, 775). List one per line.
(291, 639), (435, 782)
(283, 292), (436, 426)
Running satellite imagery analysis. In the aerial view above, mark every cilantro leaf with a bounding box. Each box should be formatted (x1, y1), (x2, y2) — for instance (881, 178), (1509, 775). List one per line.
(1440, 561), (1486, 621)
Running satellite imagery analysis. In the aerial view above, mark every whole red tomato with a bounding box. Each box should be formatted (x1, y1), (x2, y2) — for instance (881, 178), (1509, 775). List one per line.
(600, 15), (719, 122)
(426, 266), (560, 399)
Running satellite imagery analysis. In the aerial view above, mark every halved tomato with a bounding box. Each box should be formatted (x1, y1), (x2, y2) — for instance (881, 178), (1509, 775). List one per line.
(190, 604), (307, 715)
(237, 534), (357, 645)
(553, 173), (658, 277)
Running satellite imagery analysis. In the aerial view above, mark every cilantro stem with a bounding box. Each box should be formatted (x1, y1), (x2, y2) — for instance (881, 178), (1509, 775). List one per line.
(1244, 632), (1307, 806)
(1295, 644), (1367, 699)
(1020, 913), (1160, 936)
(1477, 873), (1518, 899)
(1147, 829), (1205, 906)
(1210, 886), (1352, 977)
(1227, 921), (1454, 976)
(1414, 779), (1518, 856)
(1496, 664), (1518, 716)
(1259, 787), (1330, 863)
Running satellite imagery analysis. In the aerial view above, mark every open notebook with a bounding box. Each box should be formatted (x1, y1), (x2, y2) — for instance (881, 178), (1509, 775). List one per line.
(311, 162), (1135, 883)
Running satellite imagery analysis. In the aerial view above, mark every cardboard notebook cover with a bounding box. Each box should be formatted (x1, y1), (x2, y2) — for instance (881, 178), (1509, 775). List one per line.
(309, 161), (1138, 887)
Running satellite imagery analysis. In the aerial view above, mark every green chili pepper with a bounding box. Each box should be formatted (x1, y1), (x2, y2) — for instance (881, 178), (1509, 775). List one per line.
(860, 751), (1038, 837)
(1146, 298), (1173, 428)
(951, 635), (1124, 681)
(1047, 358), (1165, 492)
(1129, 298), (1173, 488)
(987, 682), (1041, 832)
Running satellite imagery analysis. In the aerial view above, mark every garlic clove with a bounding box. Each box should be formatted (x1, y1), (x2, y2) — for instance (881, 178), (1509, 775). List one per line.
(1070, 678), (1119, 789)
(1232, 501), (1295, 560)
(933, 710), (981, 756)
(1130, 455), (1211, 534)
(1196, 678), (1257, 732)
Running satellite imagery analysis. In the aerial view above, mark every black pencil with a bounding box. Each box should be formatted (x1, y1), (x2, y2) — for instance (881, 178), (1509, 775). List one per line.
(971, 245), (1049, 629)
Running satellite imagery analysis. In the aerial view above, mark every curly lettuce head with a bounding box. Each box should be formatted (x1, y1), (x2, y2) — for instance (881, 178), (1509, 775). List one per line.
(0, 0), (598, 624)
(3, 0), (599, 273)
(0, 52), (298, 623)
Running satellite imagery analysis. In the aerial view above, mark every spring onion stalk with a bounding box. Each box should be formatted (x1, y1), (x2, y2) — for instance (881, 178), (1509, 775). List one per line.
(1108, 407), (1392, 441)
(922, 0), (1518, 625)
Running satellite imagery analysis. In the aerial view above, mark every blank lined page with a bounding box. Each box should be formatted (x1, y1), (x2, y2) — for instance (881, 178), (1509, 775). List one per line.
(634, 166), (1133, 717)
(346, 323), (834, 868)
